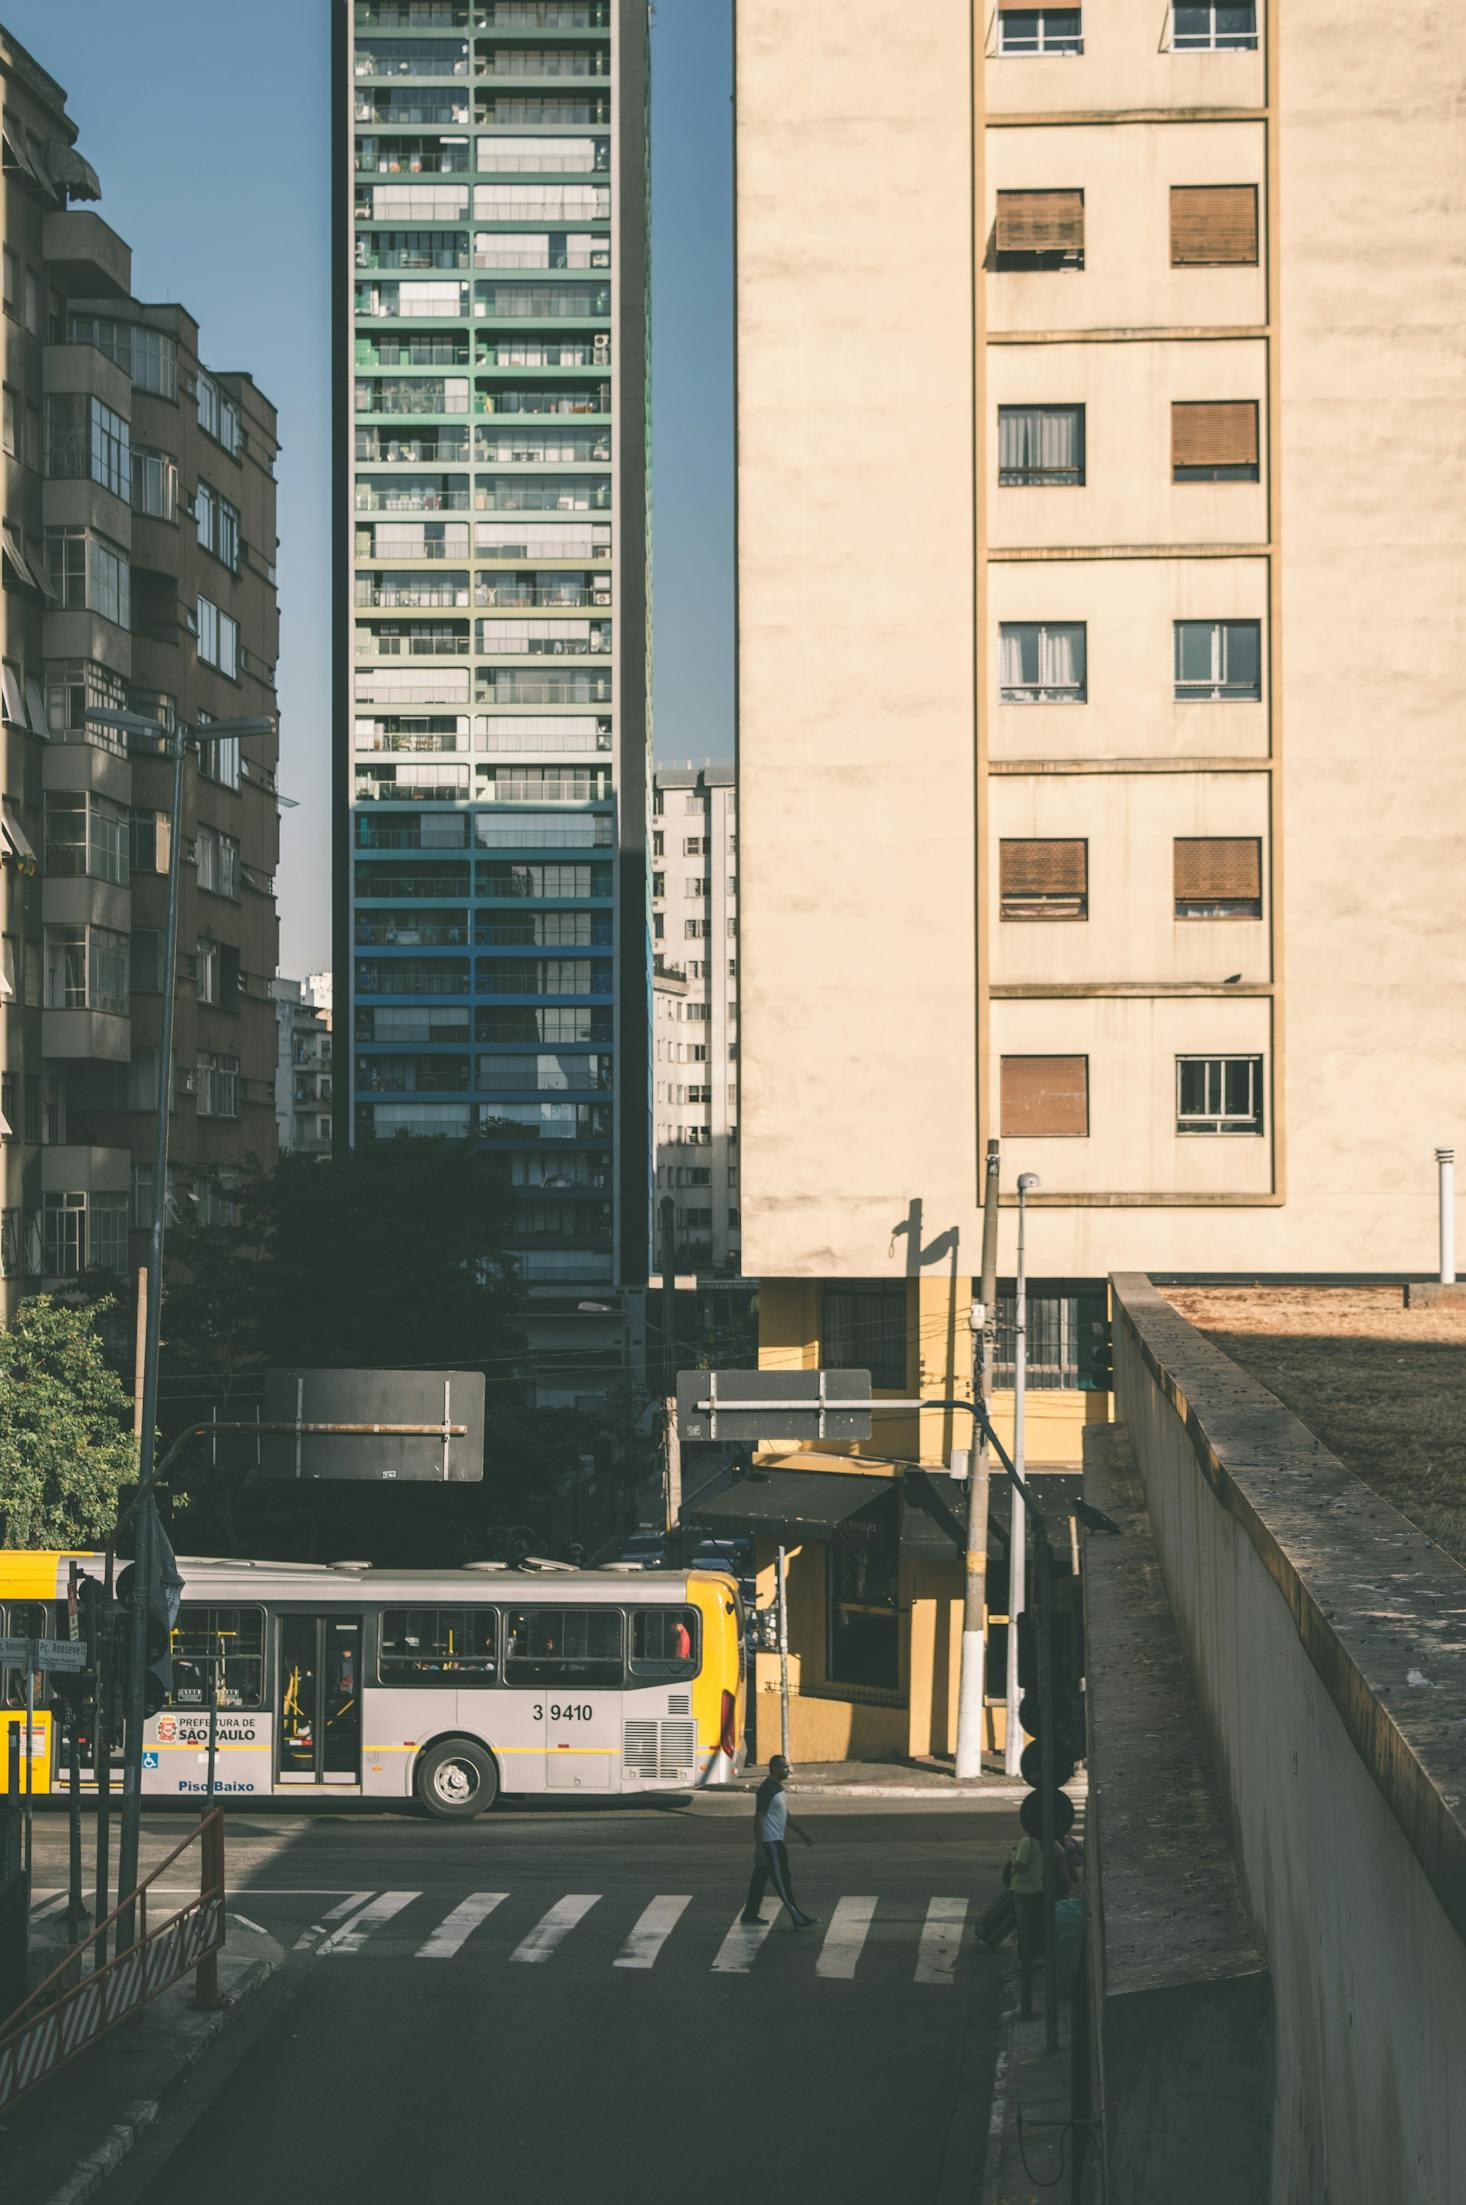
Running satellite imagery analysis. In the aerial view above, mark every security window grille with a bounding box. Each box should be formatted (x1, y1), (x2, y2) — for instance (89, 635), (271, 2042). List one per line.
(994, 189), (1084, 269)
(821, 1281), (909, 1390)
(1001, 1055), (1089, 1137)
(1173, 838), (1262, 919)
(1000, 839), (1088, 921)
(997, 5), (1083, 53)
(993, 1279), (1110, 1391)
(1176, 1054), (1263, 1133)
(1170, 185), (1259, 266)
(999, 405), (1084, 486)
(1172, 401), (1259, 481)
(999, 621), (1086, 702)
(1174, 618), (1261, 700)
(1171, 1), (1257, 47)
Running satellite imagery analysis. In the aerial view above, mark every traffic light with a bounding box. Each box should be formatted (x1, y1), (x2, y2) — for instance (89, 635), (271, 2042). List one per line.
(115, 1560), (174, 1721)
(1015, 1617), (1078, 1840)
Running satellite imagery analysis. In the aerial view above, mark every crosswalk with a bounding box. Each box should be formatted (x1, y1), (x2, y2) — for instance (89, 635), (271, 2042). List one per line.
(282, 1887), (974, 1986)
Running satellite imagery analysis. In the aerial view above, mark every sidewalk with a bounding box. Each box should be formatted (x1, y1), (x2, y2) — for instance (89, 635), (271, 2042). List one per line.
(1, 1923), (284, 2205)
(729, 1759), (1091, 1802)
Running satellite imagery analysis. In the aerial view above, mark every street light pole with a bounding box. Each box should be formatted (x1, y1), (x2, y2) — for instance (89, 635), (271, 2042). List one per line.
(1005, 1172), (1039, 1777)
(87, 709), (273, 1940)
(955, 1137), (1000, 1780)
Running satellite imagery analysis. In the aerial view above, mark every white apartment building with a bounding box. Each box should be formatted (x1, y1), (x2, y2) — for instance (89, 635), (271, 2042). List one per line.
(272, 973), (333, 1159)
(651, 764), (738, 1275)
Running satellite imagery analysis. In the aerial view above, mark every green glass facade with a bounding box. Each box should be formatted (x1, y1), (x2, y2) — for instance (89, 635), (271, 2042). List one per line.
(343, 0), (651, 1289)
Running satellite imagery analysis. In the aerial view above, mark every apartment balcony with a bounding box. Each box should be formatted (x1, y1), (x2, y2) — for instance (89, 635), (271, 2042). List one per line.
(355, 137), (471, 176)
(40, 1145), (131, 1197)
(356, 480), (471, 513)
(43, 605), (132, 678)
(41, 730), (132, 805)
(42, 340), (132, 417)
(354, 624), (471, 656)
(474, 578), (610, 608)
(475, 479), (610, 513)
(41, 210), (131, 298)
(355, 575), (473, 609)
(475, 385), (610, 417)
(41, 872), (131, 936)
(475, 48), (609, 78)
(356, 427), (472, 464)
(477, 3), (609, 26)
(354, 92), (471, 126)
(42, 473), (132, 548)
(355, 242), (471, 273)
(41, 1008), (130, 1062)
(358, 2), (471, 25)
(354, 43), (471, 77)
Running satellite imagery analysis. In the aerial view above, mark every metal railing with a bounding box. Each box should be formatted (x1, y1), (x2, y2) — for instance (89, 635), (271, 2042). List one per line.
(0, 1811), (224, 2114)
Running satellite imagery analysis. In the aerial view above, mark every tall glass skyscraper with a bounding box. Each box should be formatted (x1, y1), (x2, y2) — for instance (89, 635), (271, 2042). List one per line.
(338, 0), (651, 1316)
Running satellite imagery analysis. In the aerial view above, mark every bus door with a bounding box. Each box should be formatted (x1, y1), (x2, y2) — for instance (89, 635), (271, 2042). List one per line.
(278, 1614), (362, 1787)
(503, 1606), (622, 1792)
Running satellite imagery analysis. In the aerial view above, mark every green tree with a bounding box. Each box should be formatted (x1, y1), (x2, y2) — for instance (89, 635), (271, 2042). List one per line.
(0, 1296), (136, 1548)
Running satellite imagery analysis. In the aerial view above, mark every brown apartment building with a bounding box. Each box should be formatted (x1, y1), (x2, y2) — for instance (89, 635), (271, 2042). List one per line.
(1, 29), (281, 1315)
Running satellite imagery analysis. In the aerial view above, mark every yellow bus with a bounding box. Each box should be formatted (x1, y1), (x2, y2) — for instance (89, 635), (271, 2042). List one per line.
(0, 1553), (746, 1818)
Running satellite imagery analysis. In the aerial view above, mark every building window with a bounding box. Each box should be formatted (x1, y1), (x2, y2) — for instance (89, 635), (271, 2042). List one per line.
(2, 385), (14, 457)
(131, 448), (179, 520)
(43, 791), (131, 885)
(997, 4), (1083, 51)
(994, 1279), (1110, 1390)
(131, 930), (163, 992)
(822, 1281), (909, 1390)
(45, 395), (130, 501)
(197, 596), (240, 679)
(197, 827), (242, 899)
(998, 621), (1086, 703)
(1000, 839), (1088, 921)
(827, 1489), (901, 1692)
(1170, 185), (1259, 266)
(1171, 401), (1259, 482)
(1170, 1), (1257, 48)
(196, 936), (221, 1006)
(47, 660), (128, 741)
(43, 926), (129, 1015)
(1176, 1054), (1264, 1133)
(1001, 1055), (1089, 1137)
(197, 1052), (241, 1119)
(69, 316), (178, 398)
(998, 404), (1084, 486)
(45, 529), (131, 627)
(994, 190), (1084, 270)
(129, 807), (173, 876)
(197, 373), (242, 457)
(196, 482), (242, 572)
(1174, 618), (1261, 701)
(42, 1191), (129, 1279)
(1173, 837), (1262, 919)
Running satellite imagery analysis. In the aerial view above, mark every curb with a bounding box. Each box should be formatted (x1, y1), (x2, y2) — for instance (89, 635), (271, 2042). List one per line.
(36, 1953), (278, 2205)
(721, 1773), (1089, 1803)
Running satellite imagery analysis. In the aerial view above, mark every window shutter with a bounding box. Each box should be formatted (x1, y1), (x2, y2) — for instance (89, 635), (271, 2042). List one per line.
(995, 190), (1085, 254)
(1170, 186), (1258, 267)
(1171, 401), (1258, 471)
(999, 839), (1088, 914)
(1000, 1056), (1089, 1137)
(1173, 838), (1262, 903)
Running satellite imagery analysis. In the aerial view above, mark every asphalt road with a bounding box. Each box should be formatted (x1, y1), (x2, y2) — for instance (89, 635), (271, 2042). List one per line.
(34, 1796), (1015, 2205)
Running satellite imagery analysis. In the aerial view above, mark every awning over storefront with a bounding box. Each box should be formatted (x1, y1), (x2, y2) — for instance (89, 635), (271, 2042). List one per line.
(899, 1471), (968, 1559)
(692, 1468), (884, 1543)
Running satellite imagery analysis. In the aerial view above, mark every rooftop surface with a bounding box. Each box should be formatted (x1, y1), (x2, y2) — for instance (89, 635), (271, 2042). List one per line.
(1163, 1285), (1466, 1566)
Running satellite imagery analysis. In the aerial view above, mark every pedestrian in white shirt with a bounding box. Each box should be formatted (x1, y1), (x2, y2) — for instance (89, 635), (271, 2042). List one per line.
(740, 1755), (817, 1928)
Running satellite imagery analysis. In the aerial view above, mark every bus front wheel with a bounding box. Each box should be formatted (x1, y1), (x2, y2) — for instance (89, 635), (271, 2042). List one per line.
(415, 1738), (499, 1820)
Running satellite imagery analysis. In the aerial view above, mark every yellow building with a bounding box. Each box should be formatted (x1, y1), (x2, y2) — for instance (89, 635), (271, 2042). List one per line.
(732, 0), (1466, 1755)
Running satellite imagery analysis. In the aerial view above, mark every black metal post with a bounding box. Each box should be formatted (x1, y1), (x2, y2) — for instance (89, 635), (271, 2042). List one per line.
(66, 1564), (86, 1943)
(1037, 1526), (1059, 2052)
(94, 1545), (114, 1967)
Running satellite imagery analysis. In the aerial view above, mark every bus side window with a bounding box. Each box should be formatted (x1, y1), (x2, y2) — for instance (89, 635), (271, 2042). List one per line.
(504, 1608), (621, 1687)
(629, 1608), (698, 1682)
(380, 1606), (497, 1684)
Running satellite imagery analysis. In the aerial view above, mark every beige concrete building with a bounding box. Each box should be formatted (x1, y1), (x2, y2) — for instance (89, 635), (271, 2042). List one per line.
(2, 29), (281, 1316)
(733, 0), (1466, 1757)
(652, 763), (739, 1275)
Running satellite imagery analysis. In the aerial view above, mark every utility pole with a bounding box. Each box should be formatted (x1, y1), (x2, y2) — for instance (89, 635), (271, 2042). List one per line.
(1005, 1172), (1039, 1776)
(776, 1543), (792, 1763)
(661, 1397), (682, 1534)
(955, 1138), (1000, 1779)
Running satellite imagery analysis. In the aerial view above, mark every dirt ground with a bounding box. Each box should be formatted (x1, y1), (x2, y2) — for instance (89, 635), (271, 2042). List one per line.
(1163, 1286), (1466, 1567)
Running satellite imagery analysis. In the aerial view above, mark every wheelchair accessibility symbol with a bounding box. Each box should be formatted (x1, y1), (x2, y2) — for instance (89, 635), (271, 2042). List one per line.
(142, 1751), (160, 1770)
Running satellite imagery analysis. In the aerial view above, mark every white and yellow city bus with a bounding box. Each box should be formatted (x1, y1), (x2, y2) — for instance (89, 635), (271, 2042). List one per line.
(0, 1554), (746, 1819)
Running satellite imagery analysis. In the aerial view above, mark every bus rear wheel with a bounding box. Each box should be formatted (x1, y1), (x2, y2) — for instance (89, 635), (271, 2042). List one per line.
(416, 1738), (499, 1820)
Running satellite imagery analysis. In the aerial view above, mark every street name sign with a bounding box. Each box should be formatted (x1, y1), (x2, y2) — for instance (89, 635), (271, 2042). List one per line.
(675, 1368), (873, 1444)
(0, 1636), (88, 1672)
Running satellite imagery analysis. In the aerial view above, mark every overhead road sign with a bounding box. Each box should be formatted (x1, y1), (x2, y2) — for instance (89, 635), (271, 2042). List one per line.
(675, 1368), (873, 1444)
(260, 1370), (485, 1482)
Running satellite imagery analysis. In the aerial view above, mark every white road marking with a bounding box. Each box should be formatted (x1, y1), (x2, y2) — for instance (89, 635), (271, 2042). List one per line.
(228, 1913), (268, 1935)
(509, 1893), (600, 1964)
(712, 1911), (777, 1972)
(614, 1894), (691, 1969)
(295, 1890), (375, 1953)
(417, 1891), (508, 1959)
(815, 1896), (877, 1979)
(319, 1891), (420, 1955)
(915, 1897), (969, 1984)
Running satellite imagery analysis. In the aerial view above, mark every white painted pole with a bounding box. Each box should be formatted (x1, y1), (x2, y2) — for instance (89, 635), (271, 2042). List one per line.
(1437, 1148), (1456, 1285)
(776, 1543), (792, 1764)
(956, 1138), (1000, 1781)
(1004, 1179), (1037, 1776)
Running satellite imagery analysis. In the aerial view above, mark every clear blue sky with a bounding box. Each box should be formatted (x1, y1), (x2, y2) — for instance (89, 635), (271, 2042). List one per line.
(2, 0), (734, 973)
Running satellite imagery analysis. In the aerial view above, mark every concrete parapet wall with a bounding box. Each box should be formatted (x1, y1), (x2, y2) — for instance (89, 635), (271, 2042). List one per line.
(1111, 1273), (1466, 2205)
(1082, 1424), (1272, 2202)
